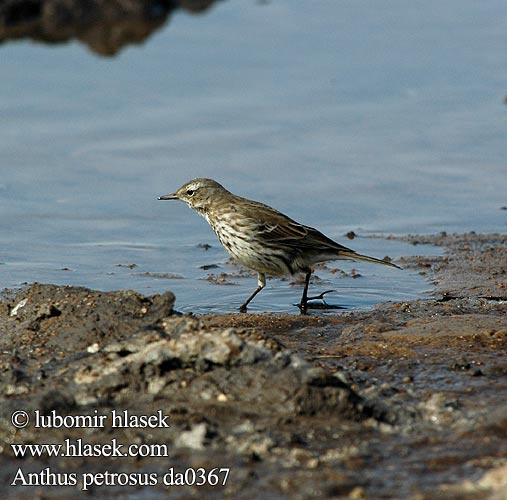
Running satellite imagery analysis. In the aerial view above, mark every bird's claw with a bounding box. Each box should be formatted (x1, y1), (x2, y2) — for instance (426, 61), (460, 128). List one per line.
(297, 290), (338, 314)
(306, 290), (335, 303)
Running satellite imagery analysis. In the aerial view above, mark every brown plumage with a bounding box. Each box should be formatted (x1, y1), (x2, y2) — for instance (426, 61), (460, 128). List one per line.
(159, 178), (400, 313)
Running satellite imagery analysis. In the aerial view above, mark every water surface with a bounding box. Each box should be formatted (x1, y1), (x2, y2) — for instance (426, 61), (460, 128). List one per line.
(1, 0), (505, 312)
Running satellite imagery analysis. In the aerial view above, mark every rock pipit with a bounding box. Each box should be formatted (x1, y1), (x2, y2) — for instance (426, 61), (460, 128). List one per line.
(159, 178), (400, 314)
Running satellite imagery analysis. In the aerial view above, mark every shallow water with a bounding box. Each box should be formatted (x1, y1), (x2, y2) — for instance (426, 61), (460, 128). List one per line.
(1, 0), (505, 312)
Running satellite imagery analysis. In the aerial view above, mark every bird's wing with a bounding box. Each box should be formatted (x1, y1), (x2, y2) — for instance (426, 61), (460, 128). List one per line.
(239, 200), (353, 253)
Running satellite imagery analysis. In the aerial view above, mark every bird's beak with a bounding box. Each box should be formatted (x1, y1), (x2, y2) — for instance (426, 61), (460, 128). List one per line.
(158, 193), (178, 200)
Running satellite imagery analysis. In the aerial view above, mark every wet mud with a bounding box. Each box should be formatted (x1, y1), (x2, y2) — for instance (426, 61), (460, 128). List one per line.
(0, 232), (506, 499)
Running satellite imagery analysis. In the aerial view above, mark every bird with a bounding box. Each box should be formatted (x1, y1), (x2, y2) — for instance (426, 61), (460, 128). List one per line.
(159, 178), (401, 314)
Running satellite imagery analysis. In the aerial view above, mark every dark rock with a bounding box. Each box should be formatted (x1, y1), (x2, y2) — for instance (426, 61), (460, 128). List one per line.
(0, 0), (220, 56)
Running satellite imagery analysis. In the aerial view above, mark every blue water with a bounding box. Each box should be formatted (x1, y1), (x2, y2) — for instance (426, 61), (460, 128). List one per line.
(1, 0), (505, 313)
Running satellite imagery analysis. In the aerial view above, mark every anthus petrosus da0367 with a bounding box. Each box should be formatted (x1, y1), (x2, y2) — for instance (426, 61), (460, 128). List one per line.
(159, 178), (400, 314)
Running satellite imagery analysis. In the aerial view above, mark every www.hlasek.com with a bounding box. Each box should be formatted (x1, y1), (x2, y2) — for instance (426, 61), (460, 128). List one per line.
(10, 409), (230, 491)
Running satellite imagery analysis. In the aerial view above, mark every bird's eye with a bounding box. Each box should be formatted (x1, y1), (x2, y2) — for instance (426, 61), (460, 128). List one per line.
(186, 189), (195, 196)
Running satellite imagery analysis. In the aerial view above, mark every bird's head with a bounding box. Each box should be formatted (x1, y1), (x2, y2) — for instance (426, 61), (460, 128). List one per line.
(159, 178), (227, 212)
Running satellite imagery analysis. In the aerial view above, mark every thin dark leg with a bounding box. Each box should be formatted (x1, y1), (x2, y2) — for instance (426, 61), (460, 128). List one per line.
(239, 273), (266, 313)
(239, 286), (262, 313)
(298, 270), (312, 315)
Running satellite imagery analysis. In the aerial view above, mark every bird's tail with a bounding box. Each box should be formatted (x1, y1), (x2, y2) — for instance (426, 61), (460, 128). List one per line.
(339, 250), (402, 269)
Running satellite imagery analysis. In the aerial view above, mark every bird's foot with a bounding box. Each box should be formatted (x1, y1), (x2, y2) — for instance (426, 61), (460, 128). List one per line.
(306, 290), (335, 303)
(239, 304), (248, 313)
(297, 290), (336, 314)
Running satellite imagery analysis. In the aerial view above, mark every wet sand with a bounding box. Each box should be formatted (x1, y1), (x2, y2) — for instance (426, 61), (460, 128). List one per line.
(0, 232), (506, 499)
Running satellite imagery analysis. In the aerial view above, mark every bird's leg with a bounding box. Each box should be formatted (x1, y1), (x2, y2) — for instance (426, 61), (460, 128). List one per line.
(239, 273), (266, 313)
(298, 270), (312, 315)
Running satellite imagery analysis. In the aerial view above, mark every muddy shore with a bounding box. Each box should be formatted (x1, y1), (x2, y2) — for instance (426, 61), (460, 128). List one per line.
(0, 232), (506, 499)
